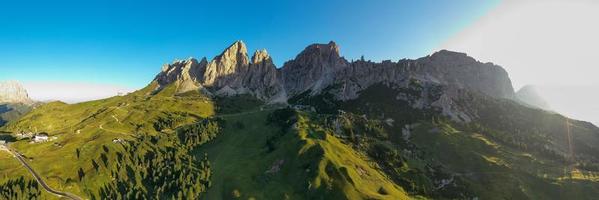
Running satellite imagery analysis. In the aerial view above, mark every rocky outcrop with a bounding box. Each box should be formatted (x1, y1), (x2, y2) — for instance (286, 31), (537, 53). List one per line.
(0, 81), (33, 105)
(151, 41), (515, 108)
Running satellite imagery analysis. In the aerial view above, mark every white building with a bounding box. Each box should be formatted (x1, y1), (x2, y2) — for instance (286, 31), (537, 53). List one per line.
(33, 133), (49, 143)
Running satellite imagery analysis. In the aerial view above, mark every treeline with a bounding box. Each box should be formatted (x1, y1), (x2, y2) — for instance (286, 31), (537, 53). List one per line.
(176, 119), (220, 149)
(0, 176), (41, 200)
(265, 108), (297, 152)
(153, 112), (188, 132)
(267, 108), (296, 130)
(324, 113), (473, 199)
(215, 94), (263, 114)
(90, 118), (220, 200)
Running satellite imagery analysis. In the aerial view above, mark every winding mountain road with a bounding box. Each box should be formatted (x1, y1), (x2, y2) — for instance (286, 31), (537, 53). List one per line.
(4, 144), (83, 200)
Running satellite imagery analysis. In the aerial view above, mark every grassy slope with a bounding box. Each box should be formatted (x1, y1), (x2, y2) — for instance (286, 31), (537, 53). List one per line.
(0, 103), (33, 126)
(0, 83), (410, 200)
(0, 83), (214, 198)
(318, 84), (599, 199)
(408, 121), (599, 199)
(0, 151), (52, 199)
(194, 109), (410, 200)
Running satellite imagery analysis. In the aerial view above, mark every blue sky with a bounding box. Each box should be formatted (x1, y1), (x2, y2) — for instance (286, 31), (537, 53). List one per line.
(0, 0), (499, 89)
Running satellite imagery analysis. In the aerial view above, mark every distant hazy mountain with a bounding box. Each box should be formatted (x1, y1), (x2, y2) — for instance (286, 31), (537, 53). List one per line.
(516, 85), (551, 110)
(0, 81), (35, 126)
(2, 41), (599, 200)
(0, 81), (33, 105)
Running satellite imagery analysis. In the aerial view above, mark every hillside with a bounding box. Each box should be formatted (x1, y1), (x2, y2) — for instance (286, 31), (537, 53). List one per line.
(0, 103), (33, 127)
(293, 83), (599, 199)
(0, 83), (215, 199)
(1, 41), (598, 199)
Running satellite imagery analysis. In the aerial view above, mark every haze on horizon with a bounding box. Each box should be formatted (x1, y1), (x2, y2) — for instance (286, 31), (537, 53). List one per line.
(1, 0), (598, 125)
(441, 0), (599, 125)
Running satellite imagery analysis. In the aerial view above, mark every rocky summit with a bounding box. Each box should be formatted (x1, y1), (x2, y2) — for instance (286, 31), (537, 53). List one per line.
(0, 81), (33, 105)
(153, 40), (515, 121)
(154, 41), (287, 103)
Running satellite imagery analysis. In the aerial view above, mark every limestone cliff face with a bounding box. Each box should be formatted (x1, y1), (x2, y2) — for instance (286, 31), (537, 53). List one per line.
(0, 81), (33, 104)
(280, 41), (349, 96)
(245, 50), (287, 102)
(203, 41), (250, 89)
(151, 41), (515, 109)
(154, 58), (207, 93)
(152, 41), (286, 102)
(330, 50), (515, 101)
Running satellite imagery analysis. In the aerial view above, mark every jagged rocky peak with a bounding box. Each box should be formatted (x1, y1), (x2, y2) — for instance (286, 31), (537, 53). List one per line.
(244, 49), (287, 103)
(281, 41), (349, 96)
(0, 80), (33, 104)
(221, 40), (249, 65)
(154, 57), (207, 92)
(301, 41), (341, 60)
(151, 41), (285, 102)
(249, 49), (275, 74)
(203, 40), (251, 88)
(252, 49), (271, 64)
(150, 41), (517, 110)
(290, 41), (345, 70)
(202, 40), (285, 101)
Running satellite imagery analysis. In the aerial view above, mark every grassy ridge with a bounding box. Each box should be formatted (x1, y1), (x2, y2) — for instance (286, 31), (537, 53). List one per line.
(194, 108), (411, 200)
(0, 83), (215, 198)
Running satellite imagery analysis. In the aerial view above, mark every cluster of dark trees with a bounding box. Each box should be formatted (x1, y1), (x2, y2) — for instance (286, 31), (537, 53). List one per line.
(267, 108), (296, 130)
(264, 108), (297, 152)
(87, 119), (220, 199)
(176, 119), (220, 149)
(215, 94), (263, 114)
(0, 176), (41, 199)
(153, 112), (188, 131)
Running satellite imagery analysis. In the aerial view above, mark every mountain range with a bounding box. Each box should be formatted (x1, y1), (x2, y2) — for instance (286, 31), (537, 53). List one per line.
(1, 41), (598, 200)
(155, 41), (514, 122)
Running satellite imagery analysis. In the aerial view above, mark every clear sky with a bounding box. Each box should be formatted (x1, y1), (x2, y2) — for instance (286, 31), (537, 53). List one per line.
(0, 0), (499, 92)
